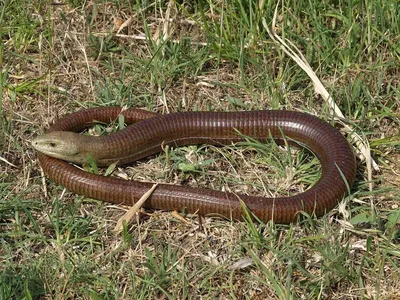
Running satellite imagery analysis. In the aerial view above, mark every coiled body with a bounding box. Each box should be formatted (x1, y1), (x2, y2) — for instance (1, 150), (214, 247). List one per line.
(36, 107), (356, 223)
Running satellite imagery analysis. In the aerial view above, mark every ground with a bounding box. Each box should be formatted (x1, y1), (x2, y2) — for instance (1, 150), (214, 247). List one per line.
(1, 1), (399, 299)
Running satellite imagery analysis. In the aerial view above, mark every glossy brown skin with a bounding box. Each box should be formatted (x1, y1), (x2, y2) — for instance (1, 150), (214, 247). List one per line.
(37, 107), (356, 223)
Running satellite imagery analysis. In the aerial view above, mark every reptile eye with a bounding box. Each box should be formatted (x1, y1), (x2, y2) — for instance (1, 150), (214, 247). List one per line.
(50, 142), (56, 147)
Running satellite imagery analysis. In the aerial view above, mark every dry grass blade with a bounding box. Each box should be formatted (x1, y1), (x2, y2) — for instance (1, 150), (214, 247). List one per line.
(162, 0), (174, 40)
(0, 155), (18, 168)
(262, 3), (376, 191)
(116, 17), (133, 34)
(92, 32), (208, 46)
(113, 183), (159, 233)
(171, 210), (191, 224)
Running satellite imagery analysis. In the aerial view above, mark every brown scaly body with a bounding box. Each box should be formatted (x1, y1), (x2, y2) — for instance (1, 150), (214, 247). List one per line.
(33, 107), (356, 223)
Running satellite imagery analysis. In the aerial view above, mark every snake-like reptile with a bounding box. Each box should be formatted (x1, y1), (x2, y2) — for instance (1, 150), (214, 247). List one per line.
(32, 107), (356, 223)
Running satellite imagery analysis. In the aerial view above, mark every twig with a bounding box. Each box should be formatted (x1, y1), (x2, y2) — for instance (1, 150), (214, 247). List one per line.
(113, 183), (159, 233)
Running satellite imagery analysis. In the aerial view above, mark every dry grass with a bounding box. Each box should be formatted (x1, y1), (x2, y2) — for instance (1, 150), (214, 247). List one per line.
(1, 0), (400, 299)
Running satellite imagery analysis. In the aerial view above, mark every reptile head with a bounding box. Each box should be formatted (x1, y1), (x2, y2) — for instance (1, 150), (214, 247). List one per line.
(32, 131), (90, 164)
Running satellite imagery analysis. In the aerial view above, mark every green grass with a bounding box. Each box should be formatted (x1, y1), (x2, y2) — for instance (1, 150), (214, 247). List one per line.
(1, 0), (400, 298)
